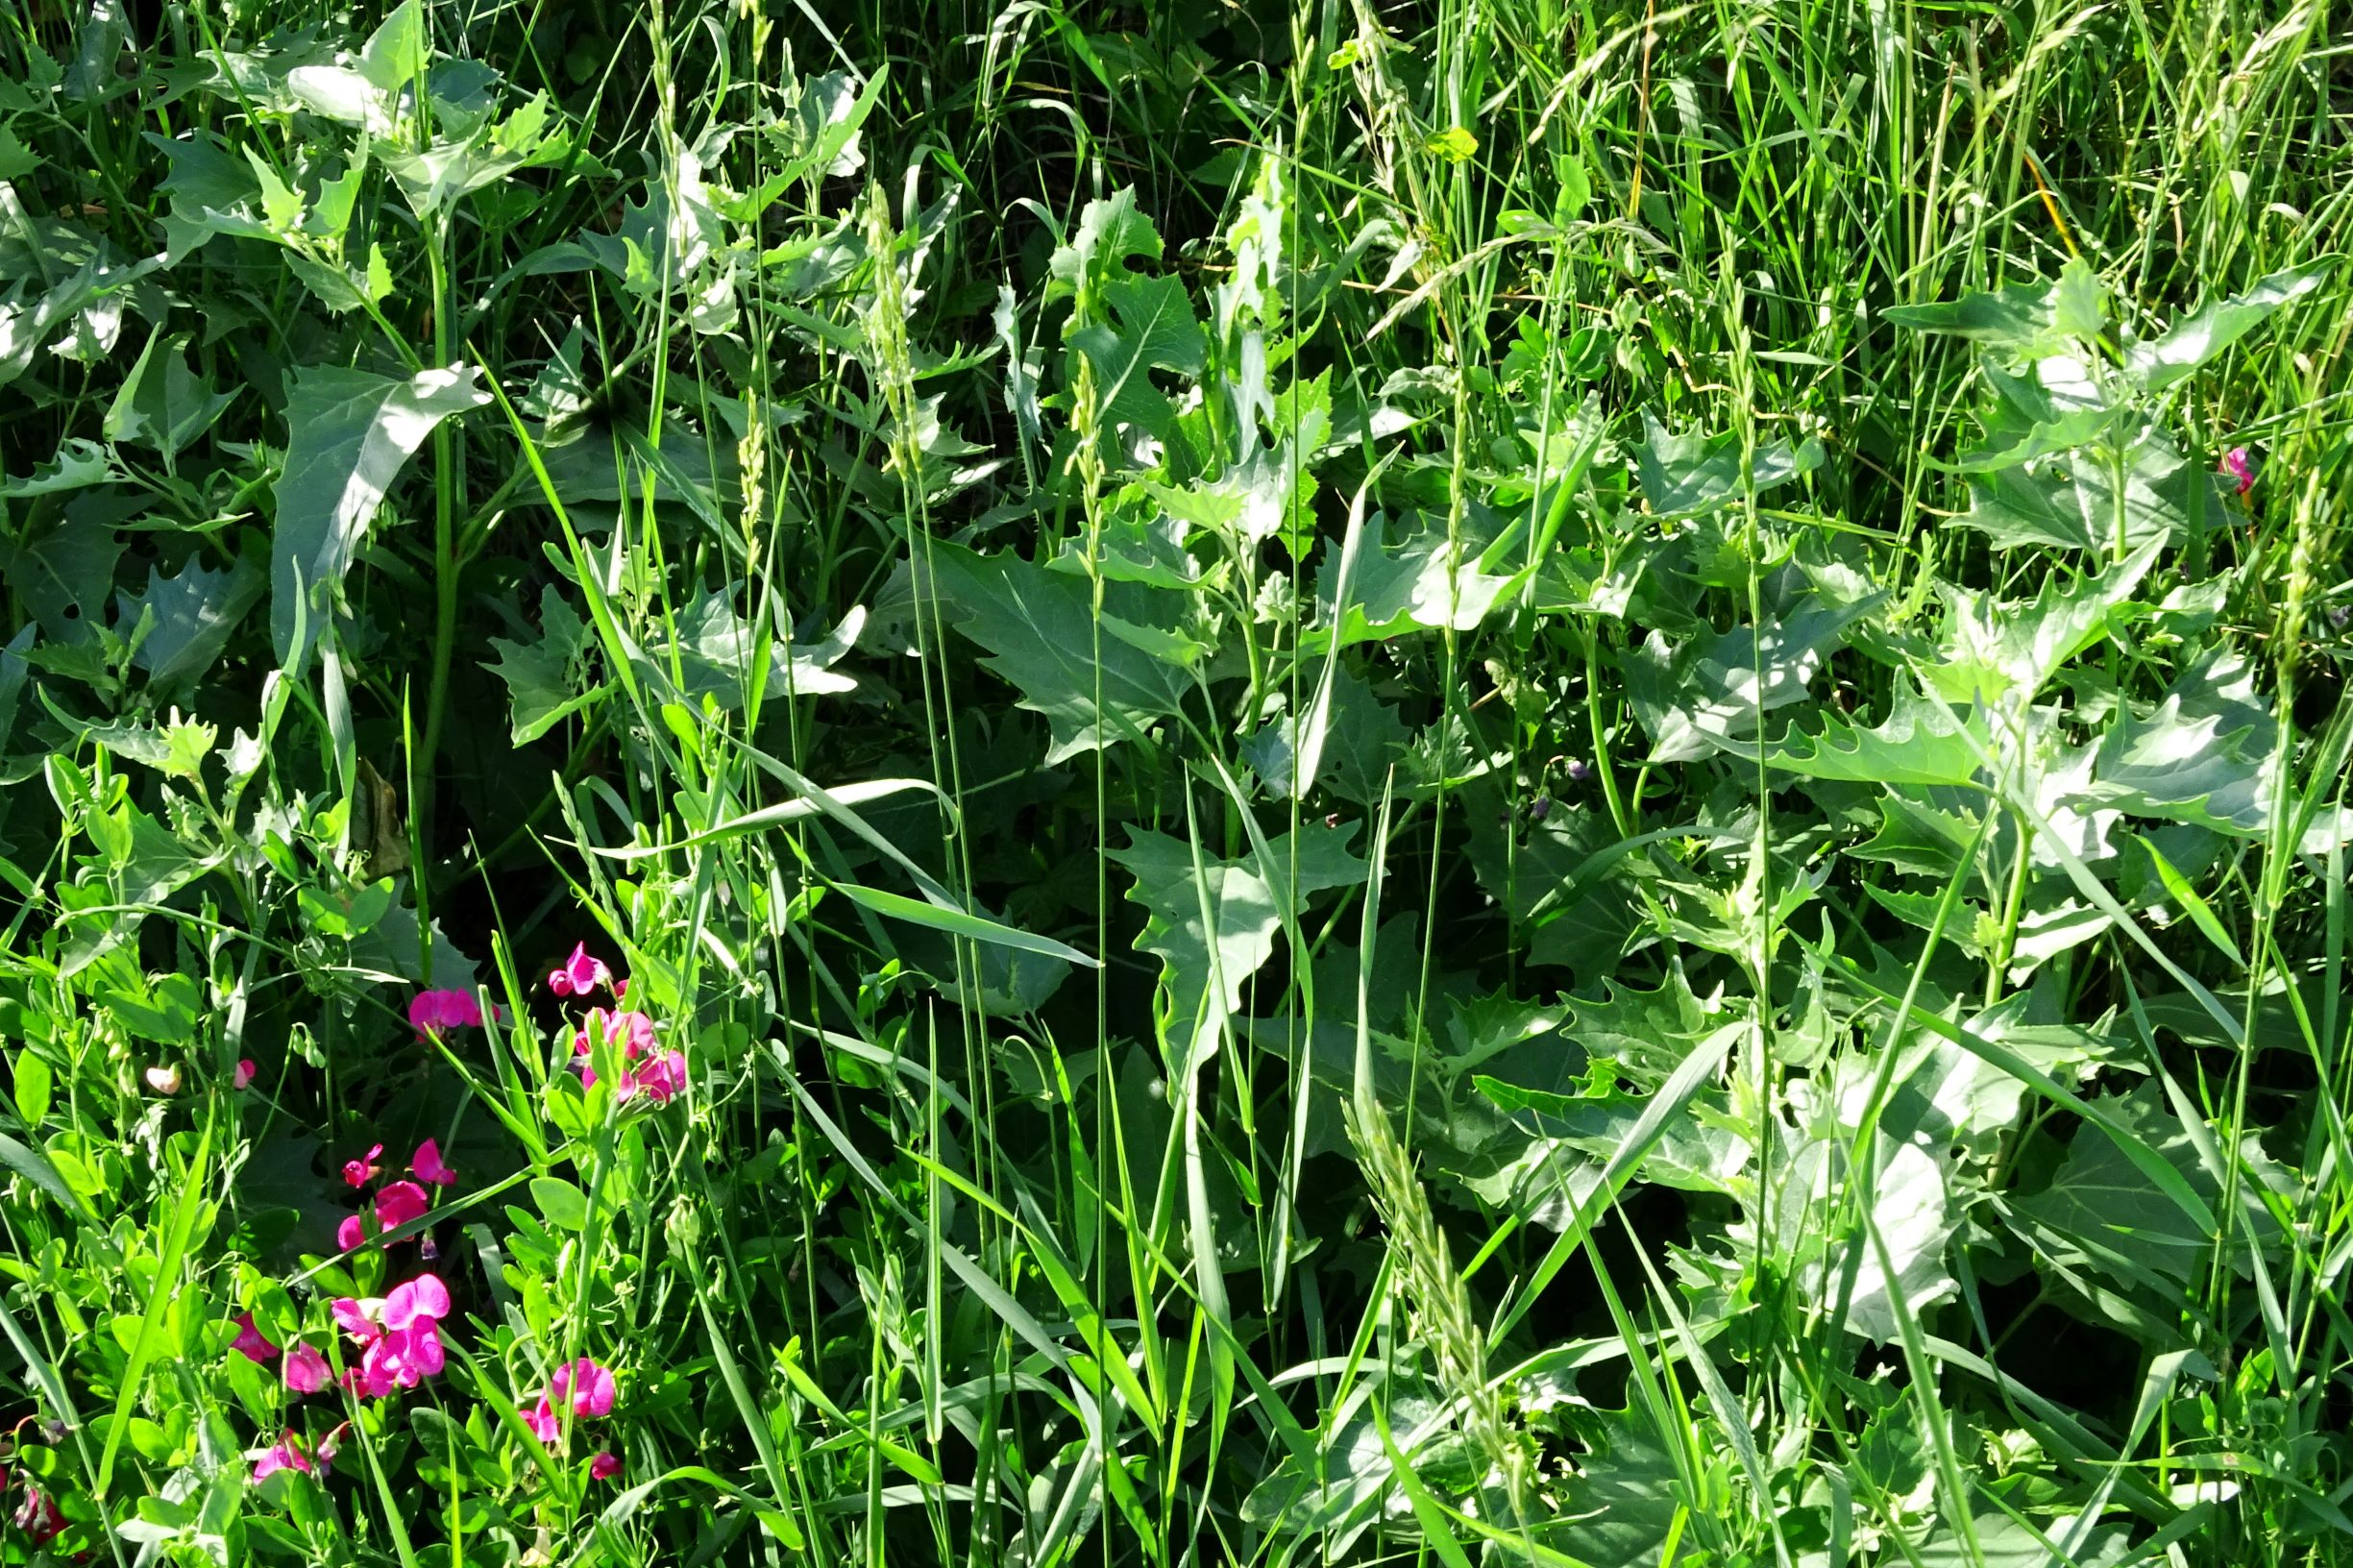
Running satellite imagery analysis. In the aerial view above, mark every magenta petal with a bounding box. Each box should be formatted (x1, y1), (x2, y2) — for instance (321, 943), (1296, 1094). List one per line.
(233, 1059), (257, 1090)
(412, 1139), (457, 1187)
(590, 1451), (622, 1481)
(336, 1213), (367, 1251)
(331, 1298), (378, 1341)
(283, 1344), (331, 1394)
(376, 1180), (431, 1234)
(232, 1311), (280, 1364)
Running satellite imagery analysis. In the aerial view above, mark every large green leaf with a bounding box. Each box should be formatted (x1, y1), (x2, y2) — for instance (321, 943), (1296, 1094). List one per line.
(923, 541), (1194, 764)
(1628, 591), (1880, 762)
(1755, 681), (1991, 789)
(1633, 411), (1824, 516)
(485, 585), (597, 745)
(1068, 274), (1206, 446)
(270, 363), (489, 674)
(115, 551), (266, 693)
(1109, 822), (1366, 1071)
(2125, 259), (2336, 393)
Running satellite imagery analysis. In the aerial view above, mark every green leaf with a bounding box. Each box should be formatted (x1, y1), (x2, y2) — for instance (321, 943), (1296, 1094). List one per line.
(1109, 822), (1367, 1071)
(1311, 512), (1513, 648)
(1628, 590), (1880, 762)
(1956, 428), (2219, 552)
(530, 1175), (589, 1231)
(830, 881), (1097, 969)
(2126, 258), (2336, 393)
(1046, 187), (1163, 306)
(1068, 274), (1205, 445)
(2086, 648), (2278, 838)
(1755, 681), (1991, 789)
(104, 331), (234, 461)
(270, 363), (490, 675)
(2010, 1085), (2250, 1290)
(1633, 411), (1824, 515)
(1922, 537), (2160, 705)
(485, 585), (596, 744)
(1883, 274), (2063, 347)
(923, 541), (1193, 765)
(1551, 1409), (1693, 1567)
(116, 551), (266, 692)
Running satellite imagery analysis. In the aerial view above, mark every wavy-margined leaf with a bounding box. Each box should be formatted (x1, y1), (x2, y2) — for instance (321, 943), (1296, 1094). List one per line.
(485, 585), (596, 745)
(2125, 259), (2336, 393)
(1882, 264), (2092, 352)
(1310, 513), (1512, 649)
(1752, 681), (1991, 788)
(1632, 410), (1823, 516)
(104, 331), (234, 462)
(922, 541), (1194, 765)
(1109, 822), (1366, 1072)
(114, 551), (266, 692)
(2085, 648), (2273, 837)
(1045, 187), (1163, 305)
(1068, 274), (1205, 446)
(1627, 591), (1880, 762)
(1957, 430), (2223, 552)
(270, 362), (489, 676)
(1923, 537), (2160, 706)
(2010, 1082), (2284, 1293)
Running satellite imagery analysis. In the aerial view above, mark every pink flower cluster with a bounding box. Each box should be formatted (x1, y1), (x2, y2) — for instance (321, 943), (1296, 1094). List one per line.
(231, 1312), (331, 1394)
(522, 1357), (622, 1480)
(550, 943), (683, 1106)
(333, 1273), (453, 1399)
(408, 989), (484, 1041)
(336, 1139), (454, 1251)
(572, 1008), (687, 1105)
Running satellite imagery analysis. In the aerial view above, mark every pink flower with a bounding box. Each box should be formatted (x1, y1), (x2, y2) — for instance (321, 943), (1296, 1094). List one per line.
(336, 1213), (366, 1251)
(375, 1180), (431, 1235)
(408, 989), (483, 1040)
(342, 1143), (383, 1188)
(384, 1272), (452, 1330)
(551, 1357), (617, 1417)
(626, 1049), (688, 1106)
(548, 943), (620, 998)
(252, 1433), (314, 1482)
(572, 1008), (655, 1062)
(232, 1311), (280, 1364)
(411, 1139), (457, 1187)
(523, 1398), (560, 1443)
(282, 1344), (331, 1394)
(2223, 446), (2256, 496)
(589, 1451), (622, 1481)
(233, 1059), (257, 1090)
(333, 1274), (451, 1400)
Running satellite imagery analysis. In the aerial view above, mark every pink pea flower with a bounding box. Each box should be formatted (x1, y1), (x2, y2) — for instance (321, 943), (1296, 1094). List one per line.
(551, 1358), (617, 1417)
(626, 1049), (688, 1106)
(590, 1452), (622, 1481)
(573, 1008), (656, 1062)
(232, 1311), (280, 1364)
(524, 1398), (560, 1443)
(2222, 446), (2255, 497)
(333, 1273), (451, 1400)
(282, 1344), (331, 1395)
(233, 1059), (257, 1090)
(252, 1433), (314, 1482)
(411, 1139), (457, 1188)
(408, 989), (483, 1041)
(375, 1180), (431, 1235)
(342, 1144), (384, 1188)
(336, 1212), (366, 1252)
(548, 943), (621, 998)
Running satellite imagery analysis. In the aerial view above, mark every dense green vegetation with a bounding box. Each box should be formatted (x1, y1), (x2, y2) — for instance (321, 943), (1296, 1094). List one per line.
(0, 0), (2349, 1562)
